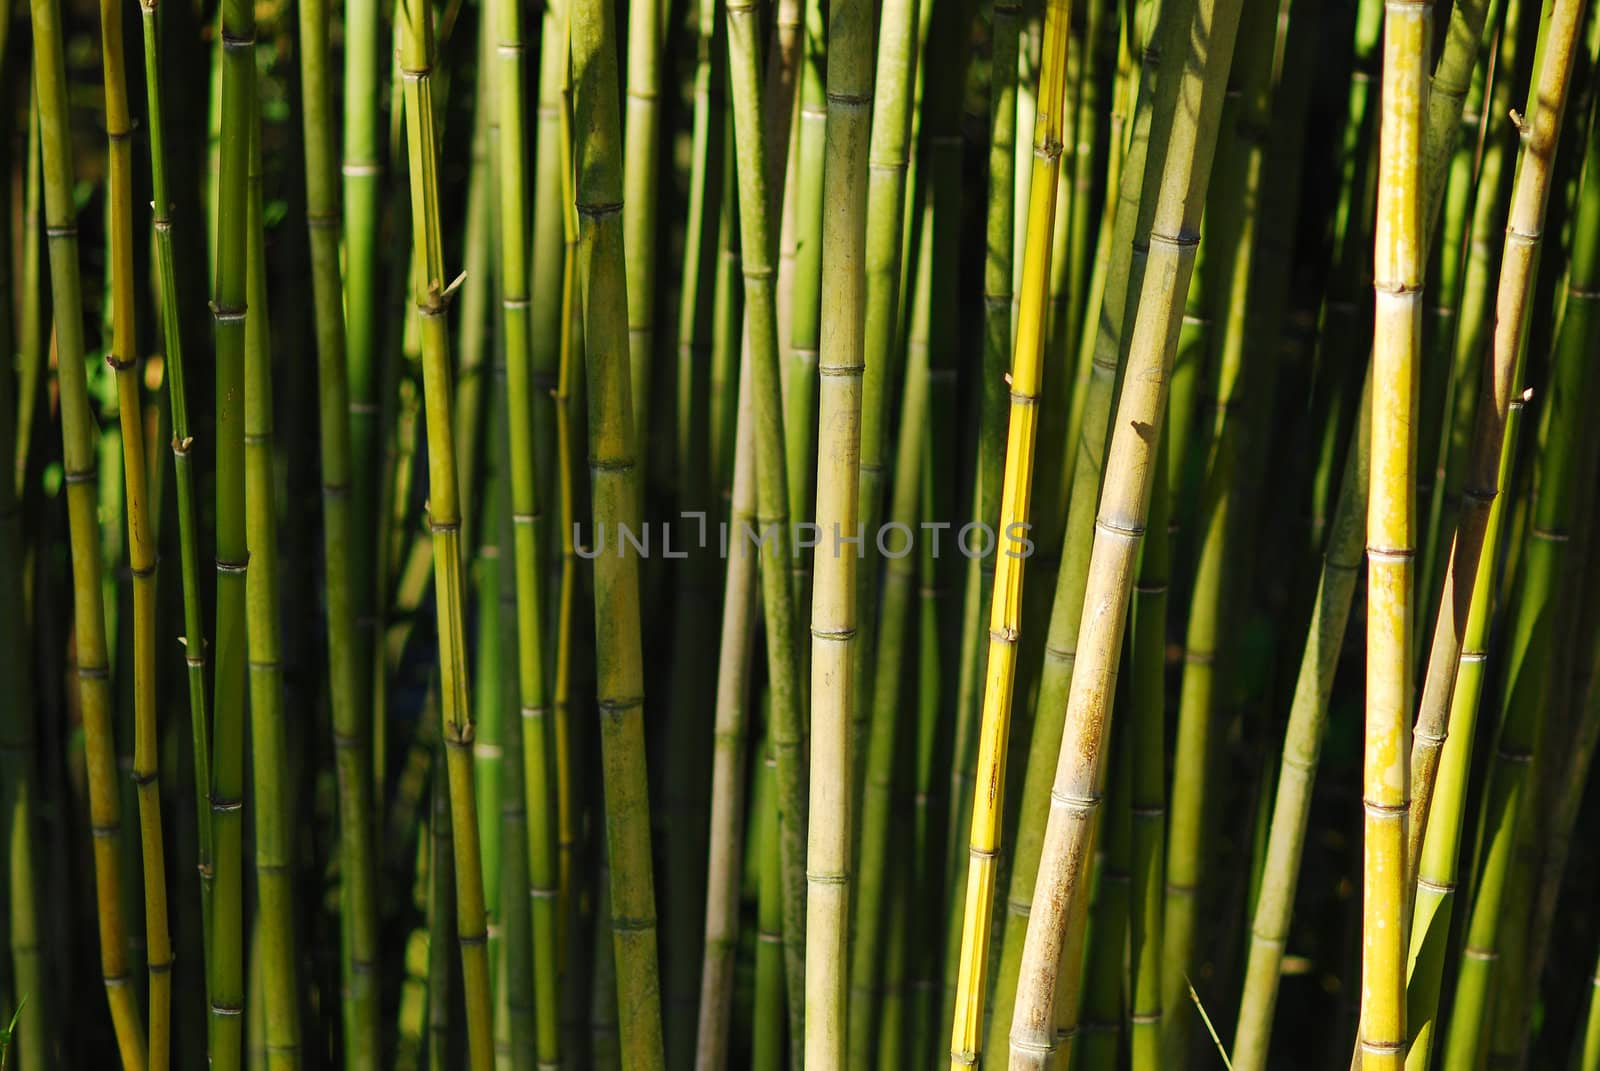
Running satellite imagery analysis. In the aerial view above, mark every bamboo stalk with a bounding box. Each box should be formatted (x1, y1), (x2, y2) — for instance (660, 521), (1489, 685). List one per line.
(342, 0), (383, 761)
(297, 0), (382, 1058)
(485, 0), (562, 1059)
(1129, 426), (1170, 1071)
(625, 0), (662, 462)
(209, 0), (255, 1059)
(850, 0), (923, 804)
(804, 0), (876, 1053)
(693, 357), (758, 1071)
(1005, 0), (1244, 1059)
(983, 1), (1166, 1055)
(851, 213), (931, 1067)
(1407, 0), (1582, 880)
(946, 4), (1073, 1066)
(724, 3), (812, 1056)
(0, 59), (45, 1071)
(397, 1), (496, 1063)
(1160, 5), (1281, 1052)
(137, 0), (214, 1004)
(569, 0), (668, 1063)
(1360, 5), (1429, 1067)
(243, 104), (302, 1067)
(98, 0), (172, 1060)
(785, 0), (825, 613)
(27, 0), (148, 1062)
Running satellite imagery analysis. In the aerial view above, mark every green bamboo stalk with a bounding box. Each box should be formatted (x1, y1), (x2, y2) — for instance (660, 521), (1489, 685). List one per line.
(297, 0), (382, 1057)
(1408, 0), (1577, 878)
(137, 0), (213, 1004)
(1401, 366), (1518, 1071)
(243, 105), (302, 1067)
(397, 1), (496, 1064)
(1581, 940), (1600, 1071)
(531, 0), (566, 567)
(14, 92), (43, 497)
(754, 730), (785, 1071)
(209, 0), (255, 1059)
(1005, 0), (1244, 1059)
(0, 67), (45, 1071)
(28, 0), (148, 1062)
(1160, 4), (1281, 1055)
(428, 745), (459, 1070)
(913, 102), (962, 1060)
(850, 212), (931, 1067)
(724, 1), (811, 1055)
(693, 357), (758, 1071)
(850, 0), (922, 802)
(570, 0), (668, 1064)
(98, 0), (172, 1061)
(485, 0), (562, 1060)
(624, 0), (662, 461)
(483, 368), (537, 1069)
(342, 0), (383, 763)
(804, 0), (875, 1053)
(785, 0), (825, 610)
(1435, 15), (1589, 1067)
(1129, 428), (1170, 1071)
(1421, 11), (1519, 624)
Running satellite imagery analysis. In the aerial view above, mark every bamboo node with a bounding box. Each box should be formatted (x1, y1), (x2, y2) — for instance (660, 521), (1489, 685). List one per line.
(45, 224), (78, 239)
(216, 555), (250, 574)
(1416, 876), (1455, 894)
(76, 664), (111, 681)
(147, 957), (175, 975)
(90, 822), (121, 839)
(306, 212), (340, 231)
(131, 768), (159, 787)
(597, 696), (645, 714)
(63, 467), (98, 485)
(1361, 800), (1409, 817)
(210, 795), (244, 813)
(1494, 745), (1533, 764)
(1095, 517), (1146, 540)
(1462, 946), (1498, 961)
(609, 915), (657, 932)
(219, 29), (256, 50)
(1049, 788), (1100, 815)
(805, 870), (848, 885)
(457, 931), (489, 948)
(826, 90), (872, 107)
(104, 351), (138, 371)
(1365, 546), (1414, 562)
(210, 1002), (245, 1017)
(210, 301), (247, 324)
(1359, 1039), (1405, 1054)
(341, 161), (381, 178)
(1505, 225), (1540, 247)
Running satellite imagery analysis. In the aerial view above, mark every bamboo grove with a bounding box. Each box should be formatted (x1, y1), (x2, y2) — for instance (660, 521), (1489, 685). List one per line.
(11, 0), (1600, 1066)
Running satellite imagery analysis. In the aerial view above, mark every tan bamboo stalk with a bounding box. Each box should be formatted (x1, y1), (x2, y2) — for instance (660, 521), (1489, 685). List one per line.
(693, 363), (758, 1071)
(625, 0), (662, 457)
(1005, 0), (1244, 1060)
(804, 0), (875, 1056)
(1360, 5), (1429, 1068)
(946, 0), (1072, 1063)
(1408, 0), (1585, 874)
(570, 0), (668, 1063)
(27, 0), (148, 1062)
(98, 0), (171, 1061)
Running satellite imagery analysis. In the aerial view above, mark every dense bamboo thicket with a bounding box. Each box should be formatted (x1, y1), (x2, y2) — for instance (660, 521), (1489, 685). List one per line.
(11, 0), (1600, 1067)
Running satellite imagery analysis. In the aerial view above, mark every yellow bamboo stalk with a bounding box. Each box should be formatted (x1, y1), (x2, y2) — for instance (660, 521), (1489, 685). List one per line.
(947, 0), (1072, 1066)
(1363, 3), (1427, 1068)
